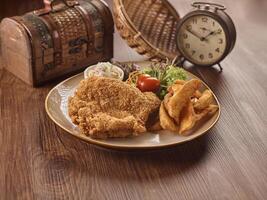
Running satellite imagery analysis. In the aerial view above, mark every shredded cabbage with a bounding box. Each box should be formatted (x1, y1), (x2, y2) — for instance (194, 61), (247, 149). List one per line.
(88, 62), (121, 79)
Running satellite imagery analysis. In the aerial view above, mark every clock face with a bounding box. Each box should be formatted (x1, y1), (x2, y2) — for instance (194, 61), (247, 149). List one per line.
(177, 14), (227, 66)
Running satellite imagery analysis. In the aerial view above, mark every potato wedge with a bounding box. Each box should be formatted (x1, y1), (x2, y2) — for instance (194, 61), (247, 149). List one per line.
(170, 84), (183, 93)
(193, 90), (202, 98)
(179, 104), (219, 134)
(195, 104), (219, 121)
(163, 93), (172, 111)
(166, 79), (201, 123)
(179, 101), (197, 135)
(194, 90), (213, 110)
(159, 103), (179, 132)
(174, 80), (186, 85)
(167, 81), (184, 94)
(207, 104), (219, 116)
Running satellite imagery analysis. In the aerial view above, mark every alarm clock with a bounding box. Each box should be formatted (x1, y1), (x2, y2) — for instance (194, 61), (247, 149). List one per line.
(176, 2), (236, 70)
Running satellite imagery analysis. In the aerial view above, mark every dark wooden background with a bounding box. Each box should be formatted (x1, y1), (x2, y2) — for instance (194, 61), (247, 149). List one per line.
(1, 0), (267, 199)
(0, 0), (43, 20)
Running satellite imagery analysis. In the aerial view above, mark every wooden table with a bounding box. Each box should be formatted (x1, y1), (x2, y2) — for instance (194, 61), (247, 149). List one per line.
(1, 0), (267, 199)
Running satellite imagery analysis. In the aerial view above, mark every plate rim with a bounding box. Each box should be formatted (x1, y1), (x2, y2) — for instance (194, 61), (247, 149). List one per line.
(45, 63), (221, 150)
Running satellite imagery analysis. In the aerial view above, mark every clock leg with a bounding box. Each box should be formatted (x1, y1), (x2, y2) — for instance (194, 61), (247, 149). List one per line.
(218, 63), (223, 72)
(178, 57), (186, 68)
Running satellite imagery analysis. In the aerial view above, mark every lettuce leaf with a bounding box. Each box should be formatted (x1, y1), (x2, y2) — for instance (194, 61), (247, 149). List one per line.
(143, 64), (187, 99)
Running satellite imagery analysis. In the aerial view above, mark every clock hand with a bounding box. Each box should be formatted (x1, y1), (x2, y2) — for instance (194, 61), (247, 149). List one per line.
(200, 27), (212, 32)
(202, 29), (221, 40)
(203, 31), (215, 39)
(186, 29), (203, 41)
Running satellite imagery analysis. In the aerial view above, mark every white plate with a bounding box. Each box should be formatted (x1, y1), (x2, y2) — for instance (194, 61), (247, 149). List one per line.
(45, 61), (220, 150)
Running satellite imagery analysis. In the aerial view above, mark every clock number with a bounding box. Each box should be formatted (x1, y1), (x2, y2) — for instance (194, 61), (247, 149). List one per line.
(218, 29), (222, 34)
(192, 18), (197, 24)
(191, 50), (196, 55)
(212, 21), (216, 26)
(199, 54), (204, 60)
(218, 38), (223, 44)
(183, 33), (188, 39)
(202, 17), (208, 22)
(186, 25), (192, 30)
(185, 43), (190, 49)
(208, 53), (213, 59)
(215, 48), (220, 53)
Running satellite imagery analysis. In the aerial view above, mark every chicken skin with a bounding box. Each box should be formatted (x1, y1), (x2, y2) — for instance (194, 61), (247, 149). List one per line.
(68, 77), (161, 139)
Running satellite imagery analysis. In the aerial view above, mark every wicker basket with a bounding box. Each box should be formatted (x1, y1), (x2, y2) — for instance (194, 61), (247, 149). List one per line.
(113, 0), (181, 60)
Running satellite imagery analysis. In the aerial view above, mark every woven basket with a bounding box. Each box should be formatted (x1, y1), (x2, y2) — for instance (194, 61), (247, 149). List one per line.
(113, 0), (181, 60)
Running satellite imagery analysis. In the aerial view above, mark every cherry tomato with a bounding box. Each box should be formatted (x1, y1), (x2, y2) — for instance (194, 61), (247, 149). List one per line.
(137, 74), (150, 91)
(137, 74), (151, 85)
(137, 75), (160, 92)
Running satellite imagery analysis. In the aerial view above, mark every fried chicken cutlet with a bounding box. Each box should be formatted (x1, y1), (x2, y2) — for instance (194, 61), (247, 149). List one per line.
(68, 76), (161, 139)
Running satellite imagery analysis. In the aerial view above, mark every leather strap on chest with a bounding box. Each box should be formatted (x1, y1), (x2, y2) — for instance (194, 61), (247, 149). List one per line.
(74, 5), (95, 55)
(41, 15), (62, 66)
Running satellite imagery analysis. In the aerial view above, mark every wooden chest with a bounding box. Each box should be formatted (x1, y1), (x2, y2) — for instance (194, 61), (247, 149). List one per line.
(0, 0), (113, 86)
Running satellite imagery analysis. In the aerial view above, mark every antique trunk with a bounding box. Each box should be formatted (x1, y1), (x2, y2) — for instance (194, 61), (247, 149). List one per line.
(0, 0), (113, 86)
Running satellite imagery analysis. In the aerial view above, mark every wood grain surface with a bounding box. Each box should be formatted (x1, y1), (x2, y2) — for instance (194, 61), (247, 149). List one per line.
(1, 0), (267, 199)
(0, 0), (43, 20)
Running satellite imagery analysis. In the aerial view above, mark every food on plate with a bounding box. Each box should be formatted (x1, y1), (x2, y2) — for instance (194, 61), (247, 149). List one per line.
(193, 90), (202, 99)
(147, 121), (162, 132)
(193, 90), (213, 110)
(206, 104), (220, 116)
(126, 60), (187, 99)
(142, 63), (187, 99)
(112, 61), (141, 81)
(126, 70), (143, 86)
(145, 111), (162, 132)
(159, 103), (179, 131)
(137, 74), (160, 92)
(165, 79), (201, 123)
(68, 76), (161, 139)
(179, 104), (219, 134)
(159, 79), (219, 135)
(196, 104), (219, 119)
(84, 62), (124, 80)
(69, 60), (219, 139)
(168, 79), (186, 93)
(179, 101), (198, 134)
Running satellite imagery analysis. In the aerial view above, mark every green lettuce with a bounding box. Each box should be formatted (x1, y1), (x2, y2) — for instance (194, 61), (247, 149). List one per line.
(143, 64), (187, 99)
